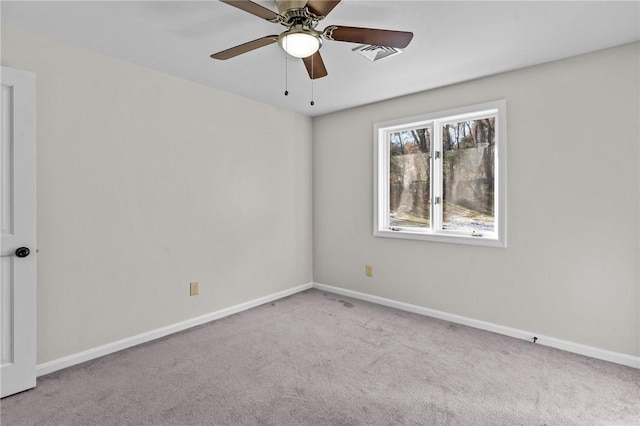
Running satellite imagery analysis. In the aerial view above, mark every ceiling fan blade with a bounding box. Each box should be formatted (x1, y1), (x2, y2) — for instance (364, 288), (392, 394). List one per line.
(325, 26), (413, 49)
(219, 0), (281, 22)
(211, 35), (279, 60)
(302, 51), (328, 79)
(306, 0), (341, 17)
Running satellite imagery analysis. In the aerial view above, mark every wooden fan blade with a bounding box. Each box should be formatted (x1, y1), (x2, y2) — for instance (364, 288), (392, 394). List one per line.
(211, 36), (278, 60)
(302, 51), (328, 79)
(306, 0), (341, 17)
(219, 0), (281, 21)
(325, 26), (413, 49)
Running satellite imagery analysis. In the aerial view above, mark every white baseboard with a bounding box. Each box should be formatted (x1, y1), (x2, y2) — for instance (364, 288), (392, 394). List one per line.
(312, 283), (640, 369)
(36, 282), (313, 377)
(37, 281), (638, 376)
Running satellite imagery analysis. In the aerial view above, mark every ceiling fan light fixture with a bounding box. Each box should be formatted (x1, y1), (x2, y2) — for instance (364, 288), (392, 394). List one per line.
(278, 26), (322, 58)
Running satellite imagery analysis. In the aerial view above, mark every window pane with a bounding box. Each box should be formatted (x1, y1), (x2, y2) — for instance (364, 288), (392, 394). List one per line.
(389, 128), (431, 228)
(442, 118), (495, 233)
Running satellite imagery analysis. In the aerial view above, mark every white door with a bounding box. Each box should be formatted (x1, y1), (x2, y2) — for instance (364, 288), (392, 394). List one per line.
(0, 66), (36, 398)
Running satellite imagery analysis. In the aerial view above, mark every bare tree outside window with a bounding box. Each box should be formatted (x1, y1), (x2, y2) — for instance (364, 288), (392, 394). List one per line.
(442, 118), (495, 233)
(389, 127), (431, 228)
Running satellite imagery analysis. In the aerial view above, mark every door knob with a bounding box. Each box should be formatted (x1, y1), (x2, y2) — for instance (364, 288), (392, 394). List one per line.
(15, 247), (30, 258)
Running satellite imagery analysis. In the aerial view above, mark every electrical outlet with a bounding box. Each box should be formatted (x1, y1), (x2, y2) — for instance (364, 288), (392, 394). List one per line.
(190, 281), (199, 296)
(365, 265), (373, 277)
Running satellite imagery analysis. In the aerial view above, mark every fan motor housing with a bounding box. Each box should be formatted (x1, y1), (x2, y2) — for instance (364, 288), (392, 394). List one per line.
(282, 9), (309, 26)
(276, 0), (308, 15)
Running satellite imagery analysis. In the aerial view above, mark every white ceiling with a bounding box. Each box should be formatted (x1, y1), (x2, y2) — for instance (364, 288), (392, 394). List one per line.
(2, 1), (639, 117)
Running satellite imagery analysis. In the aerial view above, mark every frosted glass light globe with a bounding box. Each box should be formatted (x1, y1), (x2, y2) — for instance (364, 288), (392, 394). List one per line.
(279, 28), (322, 58)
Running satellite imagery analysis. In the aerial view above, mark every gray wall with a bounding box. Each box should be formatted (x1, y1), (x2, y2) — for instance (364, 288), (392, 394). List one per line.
(313, 42), (640, 357)
(2, 27), (638, 364)
(2, 28), (313, 364)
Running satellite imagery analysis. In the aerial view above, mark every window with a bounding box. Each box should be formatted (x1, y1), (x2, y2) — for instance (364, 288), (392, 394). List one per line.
(374, 100), (506, 247)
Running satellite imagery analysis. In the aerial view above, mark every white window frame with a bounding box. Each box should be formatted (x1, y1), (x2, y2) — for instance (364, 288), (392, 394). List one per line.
(374, 100), (507, 247)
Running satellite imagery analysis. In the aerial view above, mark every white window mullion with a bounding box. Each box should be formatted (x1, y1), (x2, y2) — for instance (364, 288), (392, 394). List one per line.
(381, 130), (391, 231)
(432, 120), (443, 232)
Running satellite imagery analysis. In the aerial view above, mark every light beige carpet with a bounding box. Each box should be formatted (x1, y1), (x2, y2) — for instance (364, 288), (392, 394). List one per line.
(1, 289), (639, 425)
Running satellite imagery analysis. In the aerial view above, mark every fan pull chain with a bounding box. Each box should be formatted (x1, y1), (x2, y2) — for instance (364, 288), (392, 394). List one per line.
(284, 51), (289, 96)
(310, 54), (315, 106)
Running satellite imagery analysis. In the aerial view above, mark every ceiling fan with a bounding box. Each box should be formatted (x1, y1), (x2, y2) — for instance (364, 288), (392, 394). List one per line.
(211, 0), (414, 79)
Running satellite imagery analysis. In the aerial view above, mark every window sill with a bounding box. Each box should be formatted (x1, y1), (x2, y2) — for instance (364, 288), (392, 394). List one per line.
(374, 229), (506, 248)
